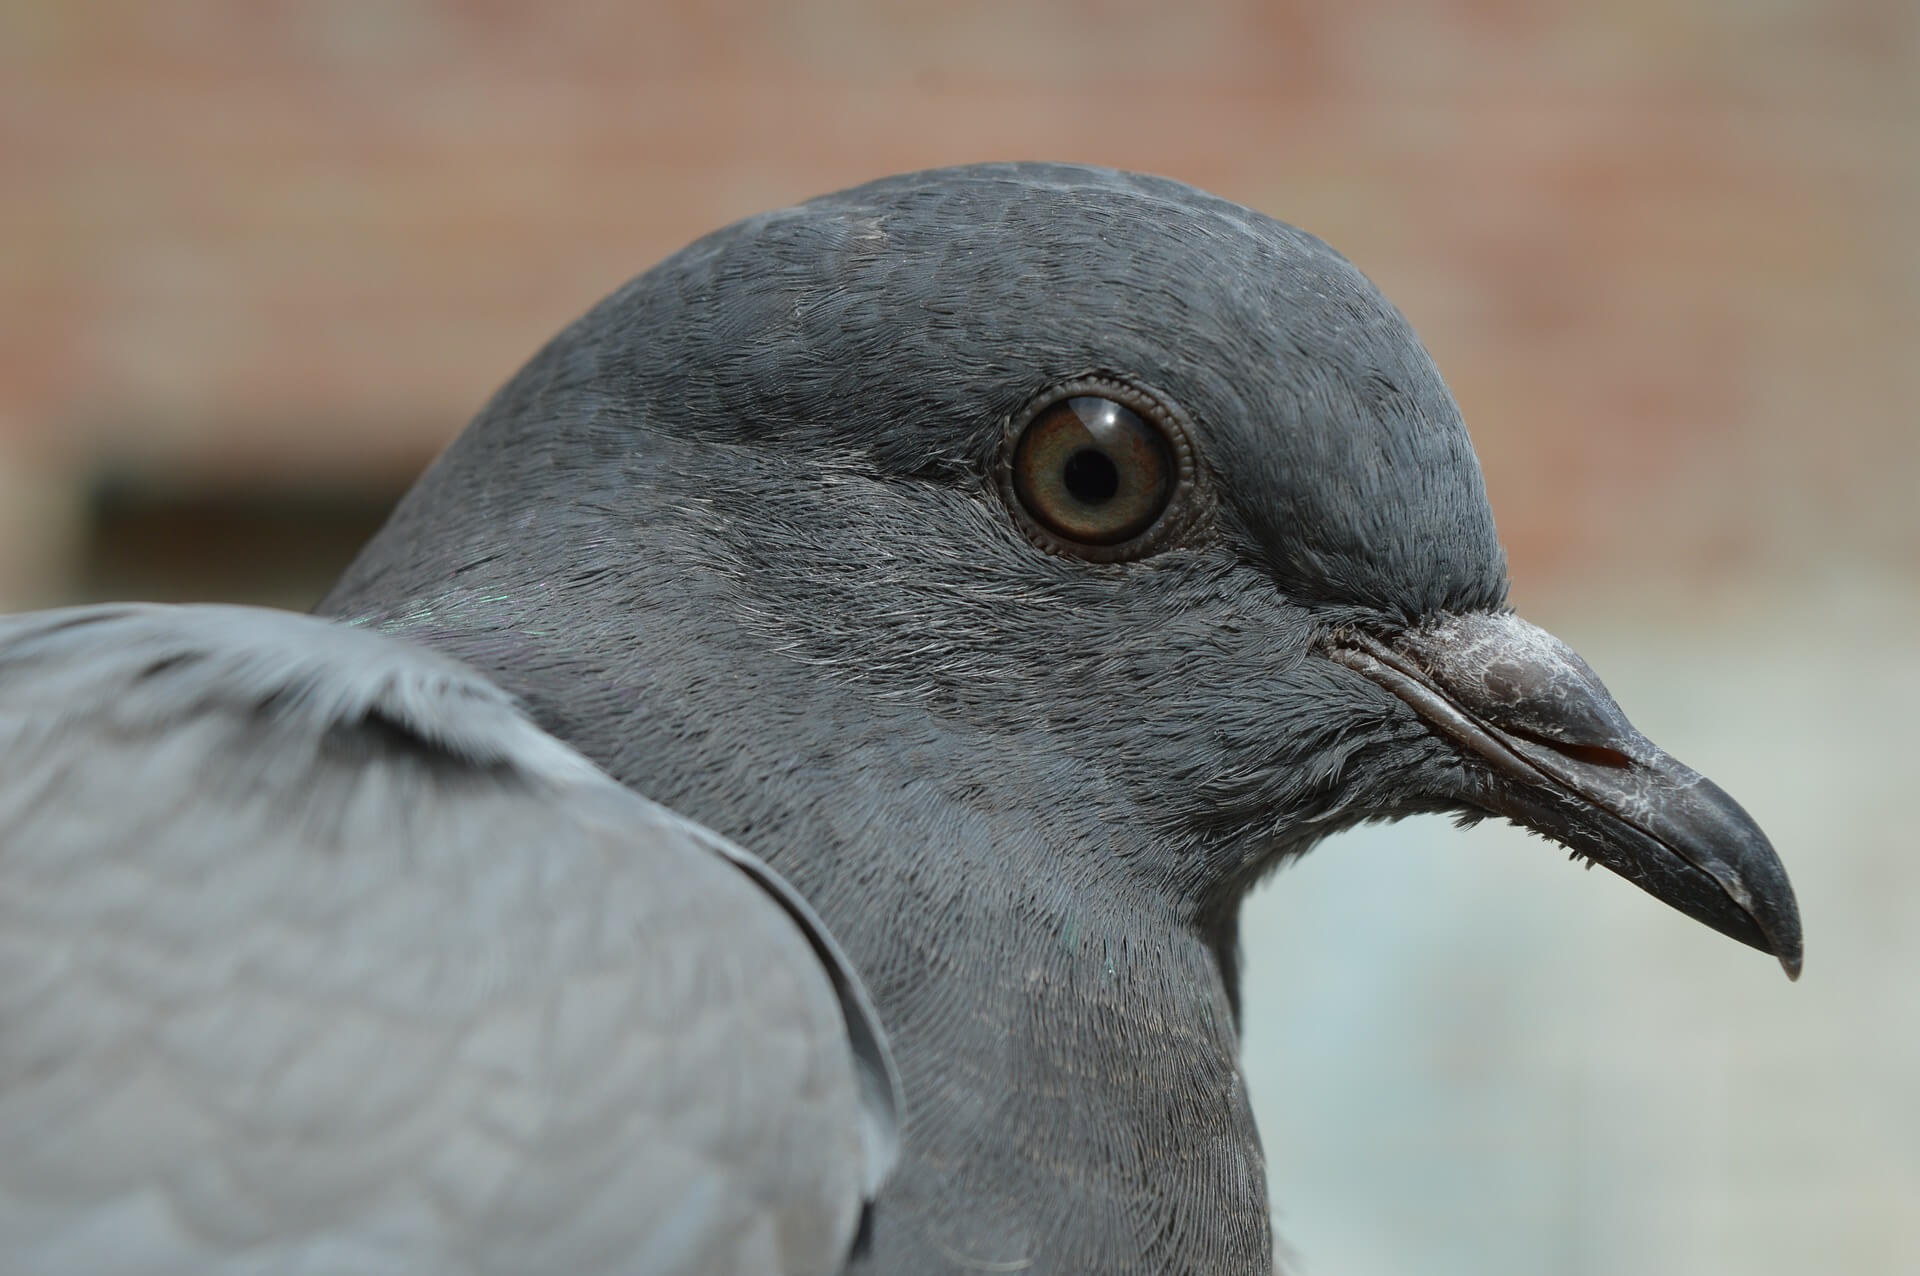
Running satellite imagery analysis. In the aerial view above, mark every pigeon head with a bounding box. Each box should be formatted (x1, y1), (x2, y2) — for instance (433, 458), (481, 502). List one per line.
(327, 163), (1799, 981)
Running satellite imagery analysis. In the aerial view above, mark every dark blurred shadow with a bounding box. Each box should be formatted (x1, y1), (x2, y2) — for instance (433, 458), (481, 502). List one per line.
(74, 477), (404, 611)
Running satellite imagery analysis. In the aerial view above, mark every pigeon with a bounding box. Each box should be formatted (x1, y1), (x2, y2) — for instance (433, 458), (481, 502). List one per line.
(0, 164), (1799, 1275)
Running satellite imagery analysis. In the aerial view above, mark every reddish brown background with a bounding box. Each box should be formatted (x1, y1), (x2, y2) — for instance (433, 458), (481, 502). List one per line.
(3, 0), (1914, 609)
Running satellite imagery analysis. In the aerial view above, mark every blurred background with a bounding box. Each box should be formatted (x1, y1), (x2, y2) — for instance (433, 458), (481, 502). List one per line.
(3, 2), (1914, 1272)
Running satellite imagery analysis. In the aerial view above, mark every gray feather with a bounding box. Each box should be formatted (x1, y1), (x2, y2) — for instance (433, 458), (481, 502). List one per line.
(0, 604), (898, 1275)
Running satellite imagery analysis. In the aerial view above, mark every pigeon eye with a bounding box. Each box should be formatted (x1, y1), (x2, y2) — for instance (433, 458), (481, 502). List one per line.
(1000, 378), (1197, 560)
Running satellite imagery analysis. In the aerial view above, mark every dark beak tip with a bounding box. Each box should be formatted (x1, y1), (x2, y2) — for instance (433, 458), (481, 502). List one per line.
(1727, 824), (1802, 984)
(1771, 919), (1804, 981)
(1741, 891), (1800, 981)
(1718, 847), (1803, 983)
(1718, 855), (1801, 982)
(1709, 889), (1800, 981)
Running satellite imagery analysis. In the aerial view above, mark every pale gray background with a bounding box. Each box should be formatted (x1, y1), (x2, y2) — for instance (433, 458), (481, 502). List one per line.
(1246, 580), (1915, 1273)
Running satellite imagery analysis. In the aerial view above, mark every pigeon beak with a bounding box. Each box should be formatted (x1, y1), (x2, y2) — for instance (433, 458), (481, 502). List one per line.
(1322, 610), (1802, 979)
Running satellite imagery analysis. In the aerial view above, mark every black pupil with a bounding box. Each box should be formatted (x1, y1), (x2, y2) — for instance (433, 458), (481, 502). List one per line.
(1061, 448), (1119, 504)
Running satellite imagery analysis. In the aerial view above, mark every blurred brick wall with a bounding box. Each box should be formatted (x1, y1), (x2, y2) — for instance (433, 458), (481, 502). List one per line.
(2, 0), (1915, 605)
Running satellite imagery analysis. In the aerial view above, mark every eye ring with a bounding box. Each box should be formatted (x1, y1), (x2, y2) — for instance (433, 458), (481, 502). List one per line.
(996, 375), (1203, 562)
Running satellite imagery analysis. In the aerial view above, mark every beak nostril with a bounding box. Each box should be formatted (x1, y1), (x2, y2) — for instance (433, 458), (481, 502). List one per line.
(1502, 728), (1634, 770)
(1557, 741), (1632, 770)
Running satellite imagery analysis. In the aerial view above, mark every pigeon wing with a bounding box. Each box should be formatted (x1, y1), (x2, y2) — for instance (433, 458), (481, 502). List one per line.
(0, 604), (898, 1276)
